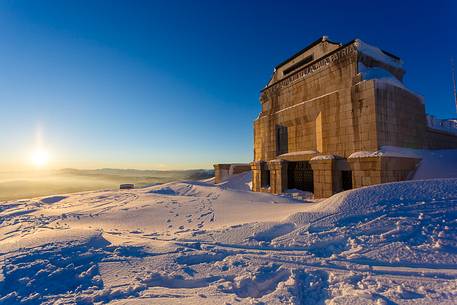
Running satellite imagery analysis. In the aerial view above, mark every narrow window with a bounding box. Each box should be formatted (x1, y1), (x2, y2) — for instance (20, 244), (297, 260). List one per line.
(276, 125), (288, 156)
(283, 55), (314, 75)
(315, 112), (323, 152)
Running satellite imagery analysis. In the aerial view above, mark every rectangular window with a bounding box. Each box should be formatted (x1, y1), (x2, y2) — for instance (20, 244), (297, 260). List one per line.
(276, 125), (288, 155)
(283, 55), (314, 76)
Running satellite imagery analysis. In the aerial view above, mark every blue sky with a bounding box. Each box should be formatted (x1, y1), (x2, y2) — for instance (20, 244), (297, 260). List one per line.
(0, 0), (456, 170)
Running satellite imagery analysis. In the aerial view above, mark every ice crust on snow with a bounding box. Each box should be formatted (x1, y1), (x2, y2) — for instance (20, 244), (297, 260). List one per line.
(1, 149), (457, 304)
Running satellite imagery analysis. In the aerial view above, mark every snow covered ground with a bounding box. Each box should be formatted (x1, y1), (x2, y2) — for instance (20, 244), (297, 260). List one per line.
(1, 171), (457, 304)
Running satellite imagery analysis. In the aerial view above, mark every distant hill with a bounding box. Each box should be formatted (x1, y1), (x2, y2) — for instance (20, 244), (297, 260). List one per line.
(58, 168), (214, 179)
(0, 168), (214, 201)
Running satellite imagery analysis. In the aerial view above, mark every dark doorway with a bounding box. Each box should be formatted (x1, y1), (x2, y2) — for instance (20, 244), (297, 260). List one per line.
(261, 169), (271, 188)
(287, 161), (314, 192)
(341, 170), (353, 191)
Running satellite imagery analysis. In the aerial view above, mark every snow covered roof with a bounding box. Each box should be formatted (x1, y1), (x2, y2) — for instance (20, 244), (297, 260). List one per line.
(278, 150), (318, 157)
(348, 147), (422, 159)
(310, 154), (336, 161)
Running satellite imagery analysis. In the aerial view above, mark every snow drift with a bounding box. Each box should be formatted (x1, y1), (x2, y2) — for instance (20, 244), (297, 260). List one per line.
(0, 168), (456, 304)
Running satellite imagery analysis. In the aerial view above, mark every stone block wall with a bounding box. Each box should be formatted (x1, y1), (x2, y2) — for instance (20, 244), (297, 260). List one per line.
(373, 81), (427, 149)
(379, 157), (422, 183)
(213, 163), (251, 184)
(231, 164), (252, 175)
(425, 128), (457, 149)
(214, 164), (231, 184)
(254, 44), (359, 162)
(250, 161), (263, 192)
(348, 156), (421, 188)
(348, 157), (382, 187)
(249, 37), (457, 198)
(253, 43), (438, 166)
(250, 160), (287, 194)
(350, 80), (379, 153)
(310, 159), (335, 198)
(268, 159), (287, 195)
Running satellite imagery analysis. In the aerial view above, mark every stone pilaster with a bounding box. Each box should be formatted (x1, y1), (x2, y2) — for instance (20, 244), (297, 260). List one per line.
(268, 159), (287, 194)
(347, 157), (381, 188)
(310, 158), (336, 198)
(250, 161), (264, 192)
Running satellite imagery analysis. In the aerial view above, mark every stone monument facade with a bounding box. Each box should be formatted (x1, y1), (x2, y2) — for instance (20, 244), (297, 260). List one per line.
(250, 36), (457, 198)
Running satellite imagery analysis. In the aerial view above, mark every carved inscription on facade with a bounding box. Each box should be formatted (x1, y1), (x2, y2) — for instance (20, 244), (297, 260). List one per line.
(261, 44), (356, 101)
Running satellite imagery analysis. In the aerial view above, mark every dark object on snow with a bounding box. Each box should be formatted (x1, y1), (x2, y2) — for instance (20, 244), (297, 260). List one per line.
(120, 183), (134, 189)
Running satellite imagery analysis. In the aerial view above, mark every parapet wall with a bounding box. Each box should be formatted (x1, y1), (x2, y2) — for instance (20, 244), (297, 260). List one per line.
(425, 128), (457, 149)
(348, 156), (421, 188)
(373, 80), (427, 149)
(213, 163), (251, 184)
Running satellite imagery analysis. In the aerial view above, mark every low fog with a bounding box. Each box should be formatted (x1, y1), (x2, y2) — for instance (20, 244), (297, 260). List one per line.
(0, 168), (213, 201)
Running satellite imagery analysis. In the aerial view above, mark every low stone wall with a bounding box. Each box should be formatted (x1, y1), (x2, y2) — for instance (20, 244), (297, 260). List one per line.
(348, 156), (421, 188)
(213, 163), (251, 184)
(310, 159), (336, 198)
(425, 128), (457, 149)
(251, 155), (422, 199)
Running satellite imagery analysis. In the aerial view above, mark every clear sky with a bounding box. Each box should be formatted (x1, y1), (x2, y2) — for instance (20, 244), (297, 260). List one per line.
(0, 0), (456, 171)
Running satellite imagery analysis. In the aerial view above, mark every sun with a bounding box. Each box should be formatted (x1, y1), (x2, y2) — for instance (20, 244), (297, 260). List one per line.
(30, 149), (50, 168)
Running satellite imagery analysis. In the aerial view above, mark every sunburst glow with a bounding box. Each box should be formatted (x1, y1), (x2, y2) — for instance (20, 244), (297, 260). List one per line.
(30, 149), (49, 168)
